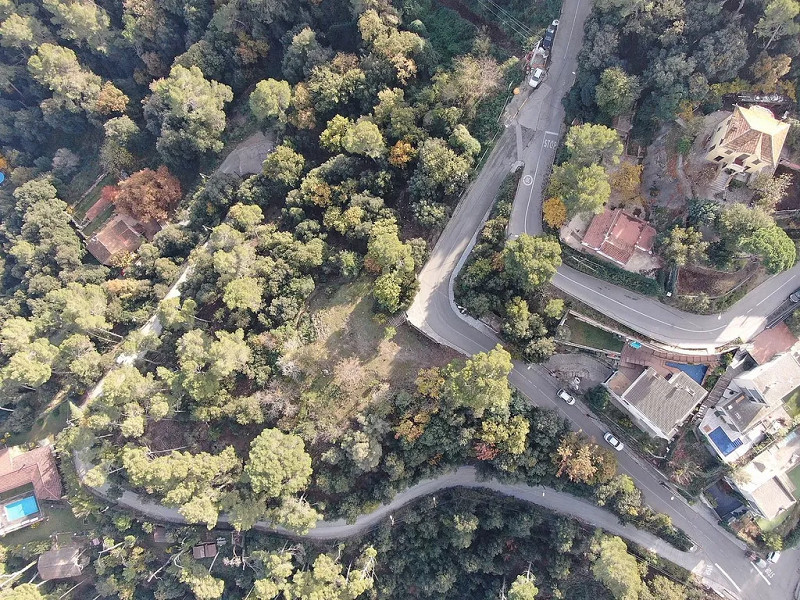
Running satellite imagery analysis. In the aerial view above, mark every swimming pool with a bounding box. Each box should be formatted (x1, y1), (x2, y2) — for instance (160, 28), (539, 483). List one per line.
(666, 361), (708, 384)
(4, 495), (39, 521)
(708, 426), (743, 456)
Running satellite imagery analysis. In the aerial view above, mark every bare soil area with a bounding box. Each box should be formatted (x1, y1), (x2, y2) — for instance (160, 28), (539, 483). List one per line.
(677, 261), (763, 297)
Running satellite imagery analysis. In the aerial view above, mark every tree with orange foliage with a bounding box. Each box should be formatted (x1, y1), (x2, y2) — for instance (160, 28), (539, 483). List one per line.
(542, 197), (567, 229)
(113, 166), (182, 223)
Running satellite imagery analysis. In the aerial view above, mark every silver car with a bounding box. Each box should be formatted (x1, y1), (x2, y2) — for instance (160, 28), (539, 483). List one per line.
(557, 389), (576, 405)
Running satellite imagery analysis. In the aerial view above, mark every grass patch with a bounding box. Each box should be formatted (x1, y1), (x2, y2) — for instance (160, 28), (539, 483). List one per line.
(70, 173), (116, 222)
(561, 315), (624, 352)
(561, 245), (664, 297)
(788, 464), (800, 495)
(784, 389), (800, 418)
(757, 507), (793, 534)
(3, 505), (86, 546)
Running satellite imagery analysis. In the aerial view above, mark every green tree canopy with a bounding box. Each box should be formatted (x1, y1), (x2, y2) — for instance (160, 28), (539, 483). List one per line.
(595, 67), (641, 117)
(743, 225), (796, 273)
(444, 345), (513, 418)
(503, 235), (562, 294)
(565, 123), (623, 167)
(144, 65), (233, 168)
(244, 428), (313, 498)
(591, 535), (643, 600)
(549, 163), (611, 217)
(249, 78), (291, 124)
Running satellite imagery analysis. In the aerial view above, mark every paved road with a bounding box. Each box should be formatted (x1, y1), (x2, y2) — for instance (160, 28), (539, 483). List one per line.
(407, 0), (800, 594)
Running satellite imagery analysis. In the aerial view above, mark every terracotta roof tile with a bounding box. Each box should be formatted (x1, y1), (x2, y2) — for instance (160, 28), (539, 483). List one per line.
(582, 208), (656, 265)
(0, 446), (62, 501)
(86, 214), (143, 265)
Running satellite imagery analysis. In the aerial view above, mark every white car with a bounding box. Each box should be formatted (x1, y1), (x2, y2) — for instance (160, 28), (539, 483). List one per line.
(557, 389), (576, 405)
(767, 551), (781, 563)
(529, 68), (545, 89)
(603, 432), (624, 451)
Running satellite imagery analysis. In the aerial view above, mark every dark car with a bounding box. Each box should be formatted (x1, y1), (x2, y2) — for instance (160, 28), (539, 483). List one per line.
(791, 287), (800, 303)
(542, 19), (559, 50)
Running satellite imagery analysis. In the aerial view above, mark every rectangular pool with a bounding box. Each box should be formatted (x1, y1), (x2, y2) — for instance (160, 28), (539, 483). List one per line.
(666, 361), (708, 384)
(4, 496), (39, 521)
(708, 426), (742, 456)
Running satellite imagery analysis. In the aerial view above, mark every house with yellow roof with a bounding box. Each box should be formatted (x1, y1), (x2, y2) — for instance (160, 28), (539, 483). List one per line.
(704, 104), (790, 182)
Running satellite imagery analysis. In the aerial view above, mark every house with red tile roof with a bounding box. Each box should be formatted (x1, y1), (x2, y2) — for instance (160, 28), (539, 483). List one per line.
(86, 214), (163, 265)
(580, 208), (657, 267)
(0, 443), (63, 536)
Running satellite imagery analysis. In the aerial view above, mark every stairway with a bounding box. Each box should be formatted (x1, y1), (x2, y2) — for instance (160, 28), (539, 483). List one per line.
(707, 169), (731, 198)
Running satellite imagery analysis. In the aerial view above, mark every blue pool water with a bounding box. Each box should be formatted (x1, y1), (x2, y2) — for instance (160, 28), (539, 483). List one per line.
(4, 496), (39, 521)
(666, 361), (708, 384)
(708, 427), (743, 456)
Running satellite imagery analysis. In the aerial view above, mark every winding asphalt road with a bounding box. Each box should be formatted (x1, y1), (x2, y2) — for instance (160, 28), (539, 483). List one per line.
(407, 0), (800, 595)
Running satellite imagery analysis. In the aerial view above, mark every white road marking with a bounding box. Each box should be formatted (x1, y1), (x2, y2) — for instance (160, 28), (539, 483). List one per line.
(714, 564), (742, 592)
(522, 131), (561, 235)
(752, 565), (772, 586)
(563, 0), (582, 59)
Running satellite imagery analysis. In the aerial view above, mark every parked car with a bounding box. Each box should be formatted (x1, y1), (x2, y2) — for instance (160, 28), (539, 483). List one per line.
(768, 550), (781, 563)
(603, 432), (624, 451)
(542, 19), (559, 50)
(528, 67), (545, 89)
(557, 389), (576, 405)
(790, 288), (800, 303)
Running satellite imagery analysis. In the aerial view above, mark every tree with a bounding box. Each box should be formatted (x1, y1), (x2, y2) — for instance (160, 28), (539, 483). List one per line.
(249, 78), (291, 124)
(742, 226), (796, 273)
(503, 235), (562, 294)
(0, 14), (49, 50)
(122, 445), (240, 527)
(565, 124), (623, 167)
(179, 559), (224, 600)
(112, 166), (182, 223)
(752, 53), (792, 92)
(508, 571), (539, 600)
(144, 65), (233, 168)
(44, 282), (110, 332)
(609, 162), (643, 203)
(262, 143), (305, 187)
(373, 271), (403, 313)
(27, 43), (102, 115)
(443, 345), (513, 417)
(523, 337), (556, 363)
(0, 584), (46, 600)
(0, 338), (59, 389)
(503, 297), (532, 341)
(223, 277), (262, 312)
(42, 0), (113, 53)
(244, 428), (312, 498)
(749, 172), (792, 210)
(549, 163), (611, 217)
(662, 227), (708, 266)
(754, 0), (800, 49)
(591, 535), (643, 600)
(544, 298), (565, 319)
(343, 119), (386, 159)
(410, 138), (471, 202)
(595, 67), (641, 117)
(648, 576), (687, 600)
(542, 197), (567, 229)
